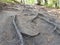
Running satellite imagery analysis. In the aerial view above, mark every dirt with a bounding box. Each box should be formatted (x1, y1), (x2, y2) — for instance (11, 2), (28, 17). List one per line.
(0, 4), (60, 45)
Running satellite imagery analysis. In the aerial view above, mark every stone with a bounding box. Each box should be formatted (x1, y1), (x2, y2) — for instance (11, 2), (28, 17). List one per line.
(16, 15), (40, 36)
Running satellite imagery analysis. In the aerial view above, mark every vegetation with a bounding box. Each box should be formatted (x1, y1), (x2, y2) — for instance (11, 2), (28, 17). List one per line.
(0, 0), (60, 8)
(37, 0), (59, 8)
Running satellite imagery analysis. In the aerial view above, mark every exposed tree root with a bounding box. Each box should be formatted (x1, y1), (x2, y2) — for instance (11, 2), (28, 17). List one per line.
(13, 15), (24, 45)
(31, 13), (60, 34)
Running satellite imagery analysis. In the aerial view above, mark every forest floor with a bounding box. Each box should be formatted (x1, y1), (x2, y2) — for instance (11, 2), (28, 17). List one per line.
(35, 5), (60, 17)
(0, 3), (60, 45)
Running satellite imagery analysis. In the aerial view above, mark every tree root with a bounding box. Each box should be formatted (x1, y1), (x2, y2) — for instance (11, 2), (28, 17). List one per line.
(31, 13), (60, 33)
(13, 15), (24, 45)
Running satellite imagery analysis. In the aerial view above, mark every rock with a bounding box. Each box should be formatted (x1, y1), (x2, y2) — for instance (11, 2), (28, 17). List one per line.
(16, 12), (56, 36)
(16, 15), (40, 36)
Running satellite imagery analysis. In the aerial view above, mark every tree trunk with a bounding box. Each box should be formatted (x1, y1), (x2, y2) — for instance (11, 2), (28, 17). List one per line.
(37, 0), (41, 5)
(45, 0), (47, 3)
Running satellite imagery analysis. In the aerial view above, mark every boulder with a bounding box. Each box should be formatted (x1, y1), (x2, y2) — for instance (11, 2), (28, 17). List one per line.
(16, 15), (40, 36)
